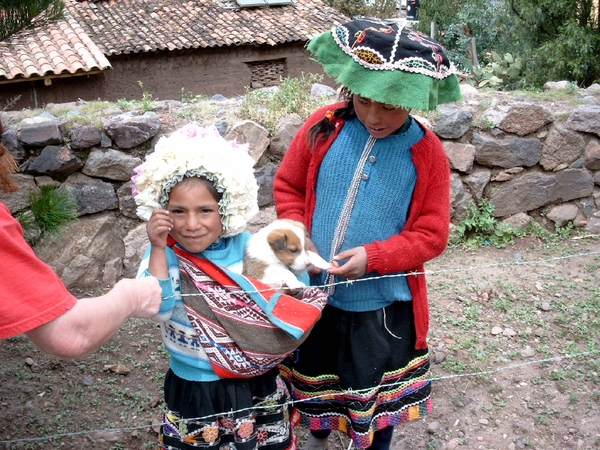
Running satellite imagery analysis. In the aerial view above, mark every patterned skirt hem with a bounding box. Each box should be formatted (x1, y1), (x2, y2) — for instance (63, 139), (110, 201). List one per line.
(282, 354), (432, 450)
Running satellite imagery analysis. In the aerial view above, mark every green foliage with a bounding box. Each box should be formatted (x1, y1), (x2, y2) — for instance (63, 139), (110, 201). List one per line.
(472, 115), (495, 130)
(441, 357), (467, 372)
(416, 0), (599, 89)
(0, 0), (65, 40)
(413, 0), (463, 40)
(47, 101), (118, 128)
(138, 81), (157, 112)
(362, 0), (399, 19)
(114, 82), (159, 112)
(462, 51), (523, 89)
(180, 88), (207, 104)
(452, 199), (579, 249)
(115, 97), (132, 110)
(323, 0), (364, 19)
(525, 220), (575, 243)
(519, 83), (582, 104)
(504, 0), (600, 86)
(555, 221), (574, 239)
(241, 73), (327, 133)
(522, 19), (600, 87)
(453, 199), (516, 248)
(516, 1), (600, 87)
(18, 185), (78, 244)
(416, 0), (517, 69)
(321, 0), (396, 20)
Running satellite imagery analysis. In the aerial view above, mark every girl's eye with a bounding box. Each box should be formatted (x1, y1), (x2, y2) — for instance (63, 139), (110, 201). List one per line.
(202, 208), (216, 214)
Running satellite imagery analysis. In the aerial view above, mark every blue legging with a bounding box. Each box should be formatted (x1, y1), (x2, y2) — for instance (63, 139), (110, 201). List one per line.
(310, 427), (394, 450)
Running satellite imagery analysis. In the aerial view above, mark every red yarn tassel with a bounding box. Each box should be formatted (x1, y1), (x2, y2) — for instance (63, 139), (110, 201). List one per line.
(0, 143), (19, 193)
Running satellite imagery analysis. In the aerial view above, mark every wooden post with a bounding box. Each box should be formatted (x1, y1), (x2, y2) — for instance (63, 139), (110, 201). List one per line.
(430, 21), (436, 39)
(470, 37), (479, 68)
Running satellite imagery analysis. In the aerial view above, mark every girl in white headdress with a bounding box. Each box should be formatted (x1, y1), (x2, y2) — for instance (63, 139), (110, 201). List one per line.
(134, 124), (326, 450)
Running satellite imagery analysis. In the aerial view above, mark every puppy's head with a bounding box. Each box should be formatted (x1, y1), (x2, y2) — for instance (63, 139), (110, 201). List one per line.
(266, 226), (311, 275)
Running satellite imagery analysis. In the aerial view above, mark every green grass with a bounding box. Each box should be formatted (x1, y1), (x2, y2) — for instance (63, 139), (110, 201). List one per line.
(241, 73), (329, 133)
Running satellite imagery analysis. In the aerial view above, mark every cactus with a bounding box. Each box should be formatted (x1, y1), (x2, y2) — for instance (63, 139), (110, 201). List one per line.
(463, 51), (523, 89)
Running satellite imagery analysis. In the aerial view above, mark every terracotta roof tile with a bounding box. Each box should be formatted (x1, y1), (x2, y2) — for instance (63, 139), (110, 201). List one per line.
(1, 0), (346, 82)
(0, 10), (111, 81)
(68, 0), (347, 55)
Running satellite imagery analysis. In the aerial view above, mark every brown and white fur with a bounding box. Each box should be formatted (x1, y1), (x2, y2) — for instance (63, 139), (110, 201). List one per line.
(243, 219), (331, 291)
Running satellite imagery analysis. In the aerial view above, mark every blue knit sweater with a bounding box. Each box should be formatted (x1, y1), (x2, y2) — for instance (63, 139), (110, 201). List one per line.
(311, 117), (424, 312)
(137, 233), (310, 382)
(137, 234), (250, 382)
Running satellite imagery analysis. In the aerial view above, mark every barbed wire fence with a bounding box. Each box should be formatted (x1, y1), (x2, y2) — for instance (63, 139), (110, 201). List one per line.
(1, 248), (599, 446)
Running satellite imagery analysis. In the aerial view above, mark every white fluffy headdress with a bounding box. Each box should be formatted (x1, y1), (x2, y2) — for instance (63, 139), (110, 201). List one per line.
(131, 124), (258, 237)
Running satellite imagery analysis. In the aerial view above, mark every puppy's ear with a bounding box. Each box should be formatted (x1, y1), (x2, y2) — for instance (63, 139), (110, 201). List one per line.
(268, 230), (288, 252)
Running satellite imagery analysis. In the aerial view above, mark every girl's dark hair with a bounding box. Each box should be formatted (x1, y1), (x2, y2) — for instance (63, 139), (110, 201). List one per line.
(177, 176), (223, 203)
(307, 87), (356, 151)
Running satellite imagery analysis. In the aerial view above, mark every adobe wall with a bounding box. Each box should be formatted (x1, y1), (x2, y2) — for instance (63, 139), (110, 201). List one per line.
(0, 43), (335, 110)
(103, 43), (334, 100)
(0, 74), (109, 111)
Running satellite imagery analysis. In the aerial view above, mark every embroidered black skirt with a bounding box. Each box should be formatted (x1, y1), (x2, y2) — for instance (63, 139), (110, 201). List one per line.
(280, 301), (431, 449)
(160, 368), (294, 450)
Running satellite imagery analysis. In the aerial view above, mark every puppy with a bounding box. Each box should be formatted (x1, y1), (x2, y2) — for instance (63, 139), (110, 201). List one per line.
(243, 219), (330, 291)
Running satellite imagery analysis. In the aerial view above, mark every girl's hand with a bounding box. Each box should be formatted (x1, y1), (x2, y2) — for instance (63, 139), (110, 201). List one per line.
(327, 246), (368, 280)
(147, 209), (173, 249)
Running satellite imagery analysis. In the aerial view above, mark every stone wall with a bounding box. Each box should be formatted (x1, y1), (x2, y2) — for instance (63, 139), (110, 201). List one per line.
(433, 98), (600, 232)
(1, 88), (599, 290)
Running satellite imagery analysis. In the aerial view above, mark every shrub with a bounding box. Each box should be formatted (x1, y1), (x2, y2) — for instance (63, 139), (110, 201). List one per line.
(452, 199), (515, 248)
(241, 73), (328, 133)
(415, 0), (599, 89)
(18, 185), (78, 244)
(462, 51), (524, 89)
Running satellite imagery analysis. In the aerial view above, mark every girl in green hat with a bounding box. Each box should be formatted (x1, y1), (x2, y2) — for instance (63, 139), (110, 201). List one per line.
(274, 17), (462, 450)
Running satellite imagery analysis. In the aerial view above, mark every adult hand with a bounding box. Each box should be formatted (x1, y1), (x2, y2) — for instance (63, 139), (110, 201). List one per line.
(113, 277), (162, 319)
(327, 246), (368, 280)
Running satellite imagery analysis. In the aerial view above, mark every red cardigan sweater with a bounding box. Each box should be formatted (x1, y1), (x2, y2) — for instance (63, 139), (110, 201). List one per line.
(273, 103), (451, 349)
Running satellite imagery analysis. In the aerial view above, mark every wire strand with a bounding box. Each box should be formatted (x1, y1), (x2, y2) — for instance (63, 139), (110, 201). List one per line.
(170, 250), (600, 298)
(2, 349), (598, 445)
(2, 249), (599, 445)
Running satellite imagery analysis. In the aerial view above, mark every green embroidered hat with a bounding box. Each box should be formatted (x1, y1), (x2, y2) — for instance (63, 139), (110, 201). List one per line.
(308, 17), (462, 111)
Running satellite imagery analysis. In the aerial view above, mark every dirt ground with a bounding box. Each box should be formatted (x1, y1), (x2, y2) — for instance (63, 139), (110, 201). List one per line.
(1, 233), (599, 450)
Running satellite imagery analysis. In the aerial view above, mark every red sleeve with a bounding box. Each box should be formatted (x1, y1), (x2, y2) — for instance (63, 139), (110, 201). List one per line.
(273, 109), (321, 223)
(364, 130), (451, 273)
(0, 203), (77, 339)
(273, 103), (344, 228)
